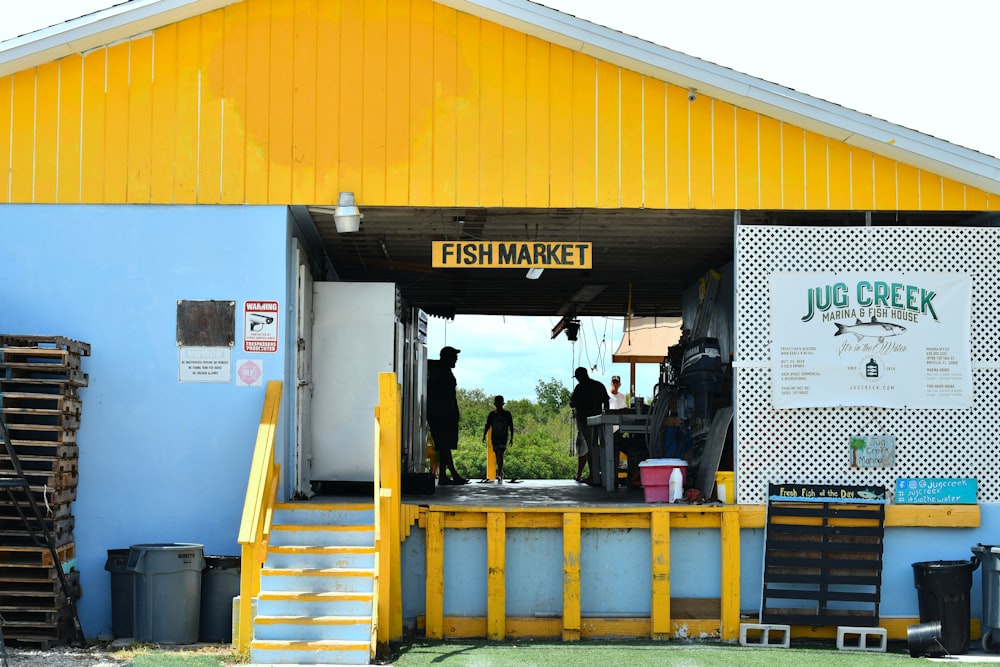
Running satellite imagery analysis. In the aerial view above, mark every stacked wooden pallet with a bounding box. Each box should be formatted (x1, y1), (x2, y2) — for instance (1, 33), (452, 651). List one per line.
(0, 335), (89, 648)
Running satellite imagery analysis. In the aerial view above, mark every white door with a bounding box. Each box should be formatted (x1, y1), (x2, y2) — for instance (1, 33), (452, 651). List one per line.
(293, 244), (314, 498)
(308, 282), (398, 483)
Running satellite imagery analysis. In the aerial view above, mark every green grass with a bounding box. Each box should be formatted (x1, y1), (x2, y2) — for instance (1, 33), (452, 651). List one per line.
(106, 644), (243, 666)
(384, 637), (1000, 666)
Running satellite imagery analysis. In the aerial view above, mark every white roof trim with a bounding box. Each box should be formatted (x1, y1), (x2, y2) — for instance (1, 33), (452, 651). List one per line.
(0, 0), (239, 77)
(441, 0), (1000, 195)
(3, 0), (998, 195)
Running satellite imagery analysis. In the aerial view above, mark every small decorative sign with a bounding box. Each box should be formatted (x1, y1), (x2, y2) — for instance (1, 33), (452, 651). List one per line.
(850, 435), (896, 468)
(769, 483), (886, 504)
(236, 359), (263, 387)
(895, 478), (978, 504)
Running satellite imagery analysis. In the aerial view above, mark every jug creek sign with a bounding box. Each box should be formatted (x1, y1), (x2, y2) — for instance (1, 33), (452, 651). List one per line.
(769, 272), (972, 409)
(432, 241), (592, 269)
(895, 478), (978, 504)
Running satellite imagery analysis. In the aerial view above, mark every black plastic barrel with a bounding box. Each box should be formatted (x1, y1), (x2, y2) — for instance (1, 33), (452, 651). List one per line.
(127, 543), (205, 644)
(912, 559), (980, 655)
(104, 548), (133, 638)
(200, 555), (241, 643)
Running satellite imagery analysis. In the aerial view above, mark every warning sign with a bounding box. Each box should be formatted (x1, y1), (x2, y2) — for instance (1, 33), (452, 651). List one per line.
(244, 301), (279, 353)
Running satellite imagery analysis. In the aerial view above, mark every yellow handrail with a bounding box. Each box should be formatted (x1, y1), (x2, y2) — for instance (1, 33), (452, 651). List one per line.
(236, 380), (282, 654)
(373, 372), (402, 659)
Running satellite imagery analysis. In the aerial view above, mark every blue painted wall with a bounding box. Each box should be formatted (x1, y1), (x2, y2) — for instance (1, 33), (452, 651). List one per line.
(0, 204), (292, 638)
(402, 508), (1000, 628)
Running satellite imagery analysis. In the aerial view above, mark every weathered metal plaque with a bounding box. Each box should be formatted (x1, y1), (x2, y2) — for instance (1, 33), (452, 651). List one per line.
(176, 300), (235, 347)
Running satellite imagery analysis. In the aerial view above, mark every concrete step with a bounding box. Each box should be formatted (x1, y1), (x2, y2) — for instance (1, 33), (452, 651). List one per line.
(266, 545), (376, 569)
(272, 503), (375, 526)
(257, 590), (374, 617)
(255, 614), (372, 641)
(250, 638), (370, 665)
(260, 567), (375, 593)
(269, 524), (375, 547)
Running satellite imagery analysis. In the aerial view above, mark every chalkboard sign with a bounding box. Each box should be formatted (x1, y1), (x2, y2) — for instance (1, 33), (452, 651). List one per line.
(769, 483), (886, 504)
(895, 478), (977, 504)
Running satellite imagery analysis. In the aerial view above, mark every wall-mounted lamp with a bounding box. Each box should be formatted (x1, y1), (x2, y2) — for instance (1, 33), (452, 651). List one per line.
(526, 267), (544, 280)
(333, 192), (363, 233)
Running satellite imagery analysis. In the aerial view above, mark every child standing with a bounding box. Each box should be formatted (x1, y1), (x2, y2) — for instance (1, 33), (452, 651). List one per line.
(482, 395), (514, 483)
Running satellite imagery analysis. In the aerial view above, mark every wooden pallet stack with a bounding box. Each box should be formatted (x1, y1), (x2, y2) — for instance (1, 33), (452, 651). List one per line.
(0, 335), (89, 648)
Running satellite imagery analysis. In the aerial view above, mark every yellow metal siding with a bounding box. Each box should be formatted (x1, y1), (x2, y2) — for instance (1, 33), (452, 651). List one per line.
(56, 57), (83, 203)
(1, 0), (995, 210)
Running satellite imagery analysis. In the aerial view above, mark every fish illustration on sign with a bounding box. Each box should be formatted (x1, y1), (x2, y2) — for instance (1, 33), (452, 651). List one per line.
(856, 489), (884, 501)
(833, 316), (906, 342)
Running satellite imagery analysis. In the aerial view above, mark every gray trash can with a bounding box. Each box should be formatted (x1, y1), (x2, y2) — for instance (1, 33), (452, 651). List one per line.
(972, 544), (1000, 652)
(200, 555), (241, 643)
(104, 548), (133, 638)
(127, 543), (205, 644)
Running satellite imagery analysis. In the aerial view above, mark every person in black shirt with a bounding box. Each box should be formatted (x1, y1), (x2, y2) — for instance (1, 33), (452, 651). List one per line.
(569, 367), (609, 486)
(482, 395), (514, 483)
(427, 346), (467, 485)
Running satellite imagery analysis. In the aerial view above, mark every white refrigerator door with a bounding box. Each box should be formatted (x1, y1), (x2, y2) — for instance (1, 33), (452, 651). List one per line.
(309, 282), (398, 482)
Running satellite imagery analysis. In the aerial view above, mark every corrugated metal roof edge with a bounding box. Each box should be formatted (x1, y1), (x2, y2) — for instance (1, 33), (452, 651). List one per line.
(2, 0), (998, 196)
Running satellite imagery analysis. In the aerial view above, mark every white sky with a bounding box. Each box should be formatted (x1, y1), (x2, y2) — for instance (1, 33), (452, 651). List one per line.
(4, 1), (998, 400)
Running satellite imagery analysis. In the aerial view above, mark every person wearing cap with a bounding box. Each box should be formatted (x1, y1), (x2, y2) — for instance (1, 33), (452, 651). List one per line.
(608, 375), (627, 414)
(569, 367), (609, 486)
(427, 346), (468, 485)
(608, 374), (646, 487)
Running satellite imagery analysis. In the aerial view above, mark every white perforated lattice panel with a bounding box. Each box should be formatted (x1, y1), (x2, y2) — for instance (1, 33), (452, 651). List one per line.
(735, 225), (1000, 504)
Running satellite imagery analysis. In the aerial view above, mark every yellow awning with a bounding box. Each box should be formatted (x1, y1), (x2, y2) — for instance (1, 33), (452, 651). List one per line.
(612, 317), (683, 363)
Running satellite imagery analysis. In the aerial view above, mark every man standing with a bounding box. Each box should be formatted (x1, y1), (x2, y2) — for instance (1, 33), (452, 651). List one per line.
(427, 346), (467, 485)
(608, 375), (627, 412)
(482, 395), (514, 484)
(570, 367), (609, 486)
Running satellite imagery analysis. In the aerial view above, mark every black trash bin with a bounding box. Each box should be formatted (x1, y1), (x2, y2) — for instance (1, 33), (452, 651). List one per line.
(200, 555), (241, 643)
(912, 559), (980, 655)
(104, 548), (133, 638)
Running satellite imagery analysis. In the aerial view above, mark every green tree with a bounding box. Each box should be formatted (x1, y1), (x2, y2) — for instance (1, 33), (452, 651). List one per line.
(450, 382), (576, 480)
(535, 377), (570, 412)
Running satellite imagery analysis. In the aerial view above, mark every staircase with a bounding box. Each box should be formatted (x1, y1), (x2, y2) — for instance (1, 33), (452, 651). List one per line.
(250, 501), (376, 665)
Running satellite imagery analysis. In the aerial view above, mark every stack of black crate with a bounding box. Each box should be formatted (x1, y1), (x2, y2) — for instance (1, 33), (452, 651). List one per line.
(0, 335), (89, 648)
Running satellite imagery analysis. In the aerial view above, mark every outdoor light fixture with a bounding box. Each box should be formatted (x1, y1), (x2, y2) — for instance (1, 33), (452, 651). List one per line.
(564, 318), (581, 341)
(526, 267), (544, 280)
(333, 192), (362, 233)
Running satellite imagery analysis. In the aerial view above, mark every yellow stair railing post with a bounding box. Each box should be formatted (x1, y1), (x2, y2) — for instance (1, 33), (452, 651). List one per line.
(235, 380), (282, 655)
(375, 372), (403, 645)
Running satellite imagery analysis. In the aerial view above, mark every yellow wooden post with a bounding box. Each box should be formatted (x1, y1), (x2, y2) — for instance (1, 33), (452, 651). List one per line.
(425, 511), (444, 638)
(486, 511), (506, 639)
(562, 512), (581, 641)
(720, 508), (741, 641)
(376, 489), (392, 646)
(237, 543), (259, 652)
(650, 509), (671, 638)
(486, 427), (497, 480)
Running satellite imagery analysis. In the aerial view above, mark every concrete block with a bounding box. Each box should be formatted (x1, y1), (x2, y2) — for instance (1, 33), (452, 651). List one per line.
(739, 623), (791, 648)
(836, 625), (887, 652)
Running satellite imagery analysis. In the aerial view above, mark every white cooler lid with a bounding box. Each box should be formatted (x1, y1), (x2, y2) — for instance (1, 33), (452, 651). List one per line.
(639, 458), (687, 467)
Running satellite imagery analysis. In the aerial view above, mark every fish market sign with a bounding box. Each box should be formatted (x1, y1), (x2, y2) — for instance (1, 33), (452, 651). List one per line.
(770, 272), (971, 409)
(432, 241), (592, 269)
